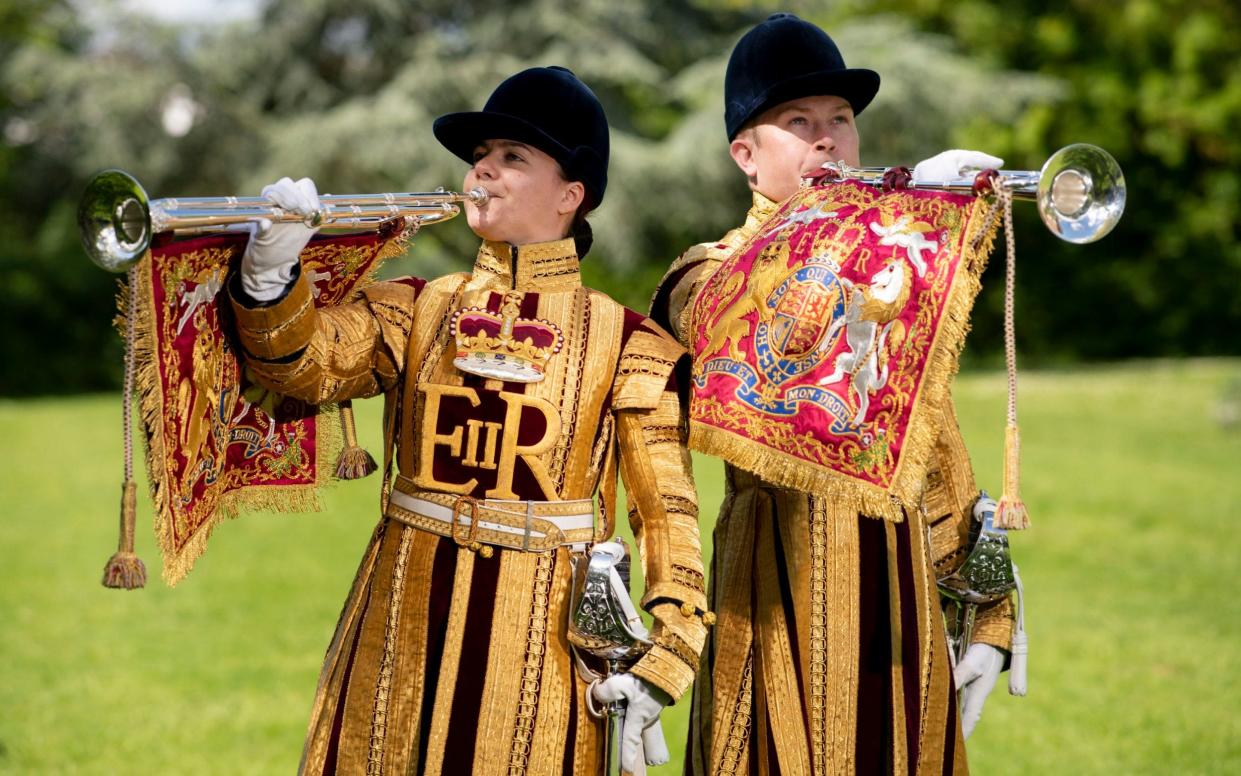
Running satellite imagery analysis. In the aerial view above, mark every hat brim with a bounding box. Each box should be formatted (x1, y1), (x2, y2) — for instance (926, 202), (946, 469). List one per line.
(731, 67), (880, 139)
(433, 110), (575, 171)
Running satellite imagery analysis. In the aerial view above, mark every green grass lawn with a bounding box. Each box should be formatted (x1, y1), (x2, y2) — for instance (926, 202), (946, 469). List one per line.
(1, 360), (1238, 774)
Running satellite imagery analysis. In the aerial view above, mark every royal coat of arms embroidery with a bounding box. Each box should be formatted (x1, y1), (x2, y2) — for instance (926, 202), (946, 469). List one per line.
(688, 180), (1000, 519)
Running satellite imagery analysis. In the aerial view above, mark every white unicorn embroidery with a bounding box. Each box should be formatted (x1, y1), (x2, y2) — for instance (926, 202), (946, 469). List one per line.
(817, 257), (912, 425)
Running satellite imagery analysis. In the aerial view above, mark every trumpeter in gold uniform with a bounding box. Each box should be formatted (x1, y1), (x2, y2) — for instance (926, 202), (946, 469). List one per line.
(650, 15), (1015, 775)
(230, 67), (708, 775)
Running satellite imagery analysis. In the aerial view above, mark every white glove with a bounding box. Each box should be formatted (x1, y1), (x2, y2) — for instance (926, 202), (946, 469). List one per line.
(240, 176), (321, 301)
(592, 673), (672, 774)
(954, 642), (1005, 740)
(912, 150), (1004, 183)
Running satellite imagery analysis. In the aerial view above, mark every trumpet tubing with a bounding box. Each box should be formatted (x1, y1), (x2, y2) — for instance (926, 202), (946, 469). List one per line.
(820, 144), (1126, 244)
(78, 169), (490, 273)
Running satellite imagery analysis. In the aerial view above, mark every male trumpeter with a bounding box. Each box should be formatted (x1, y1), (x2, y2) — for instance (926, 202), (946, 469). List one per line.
(651, 14), (1017, 774)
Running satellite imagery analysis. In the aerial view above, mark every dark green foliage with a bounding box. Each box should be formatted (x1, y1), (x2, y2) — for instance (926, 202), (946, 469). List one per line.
(1, 0), (1236, 394)
(835, 0), (1241, 361)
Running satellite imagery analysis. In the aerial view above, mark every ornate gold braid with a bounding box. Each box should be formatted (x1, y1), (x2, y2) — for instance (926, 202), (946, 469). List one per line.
(246, 290), (314, 350)
(663, 493), (696, 516)
(653, 632), (699, 670)
(367, 526), (413, 774)
(643, 423), (685, 446)
(718, 651), (754, 775)
(808, 495), (828, 775)
(549, 287), (589, 491)
(508, 552), (554, 775)
(368, 297), (415, 335)
(617, 352), (677, 377)
(410, 282), (465, 462)
(670, 563), (706, 594)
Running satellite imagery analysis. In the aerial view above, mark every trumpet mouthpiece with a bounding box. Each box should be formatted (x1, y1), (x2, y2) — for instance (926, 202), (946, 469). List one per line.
(467, 187), (490, 206)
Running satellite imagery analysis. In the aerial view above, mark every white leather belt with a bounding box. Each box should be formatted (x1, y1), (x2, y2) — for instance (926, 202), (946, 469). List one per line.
(385, 476), (596, 553)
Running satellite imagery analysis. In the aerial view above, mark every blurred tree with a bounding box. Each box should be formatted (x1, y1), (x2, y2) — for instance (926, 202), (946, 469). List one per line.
(1, 0), (750, 393)
(1, 0), (273, 394)
(1, 0), (1236, 394)
(230, 0), (753, 281)
(827, 0), (1241, 360)
(1, 0), (133, 395)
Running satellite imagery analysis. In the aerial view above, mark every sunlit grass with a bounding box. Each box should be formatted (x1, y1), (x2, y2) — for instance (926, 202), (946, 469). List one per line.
(1, 360), (1238, 773)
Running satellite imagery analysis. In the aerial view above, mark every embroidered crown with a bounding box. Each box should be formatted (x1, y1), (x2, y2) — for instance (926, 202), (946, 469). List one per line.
(450, 305), (564, 383)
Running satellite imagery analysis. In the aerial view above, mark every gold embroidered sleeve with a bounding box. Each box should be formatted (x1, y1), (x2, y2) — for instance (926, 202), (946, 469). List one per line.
(230, 272), (419, 405)
(615, 385), (707, 701)
(612, 327), (684, 412)
(231, 271), (317, 361)
(926, 394), (1015, 651)
(649, 243), (724, 347)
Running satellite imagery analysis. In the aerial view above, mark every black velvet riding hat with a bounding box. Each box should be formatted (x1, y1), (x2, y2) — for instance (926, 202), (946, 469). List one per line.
(724, 13), (880, 140)
(433, 66), (610, 205)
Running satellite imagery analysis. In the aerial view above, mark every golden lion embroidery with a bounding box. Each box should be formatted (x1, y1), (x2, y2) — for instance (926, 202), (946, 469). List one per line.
(177, 307), (229, 501)
(699, 241), (790, 365)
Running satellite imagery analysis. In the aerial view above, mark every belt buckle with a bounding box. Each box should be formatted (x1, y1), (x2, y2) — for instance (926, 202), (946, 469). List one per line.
(451, 495), (493, 558)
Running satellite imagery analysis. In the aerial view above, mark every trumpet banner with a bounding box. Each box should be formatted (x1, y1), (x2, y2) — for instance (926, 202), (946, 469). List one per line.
(128, 223), (409, 584)
(688, 180), (1000, 520)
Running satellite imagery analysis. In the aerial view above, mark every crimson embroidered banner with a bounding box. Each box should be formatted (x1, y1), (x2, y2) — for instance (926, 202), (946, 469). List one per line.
(130, 224), (408, 584)
(687, 180), (999, 520)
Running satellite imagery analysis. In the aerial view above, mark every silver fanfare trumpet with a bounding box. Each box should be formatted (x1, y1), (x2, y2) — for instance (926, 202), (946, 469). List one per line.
(78, 169), (490, 272)
(819, 143), (1126, 244)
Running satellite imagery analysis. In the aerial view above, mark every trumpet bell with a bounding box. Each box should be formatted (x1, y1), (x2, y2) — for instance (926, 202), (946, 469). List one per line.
(1036, 143), (1125, 244)
(78, 169), (487, 273)
(78, 170), (152, 273)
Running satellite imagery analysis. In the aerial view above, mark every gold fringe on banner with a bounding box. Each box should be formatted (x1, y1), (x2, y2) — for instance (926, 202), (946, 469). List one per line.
(123, 234), (401, 586)
(131, 255), (341, 584)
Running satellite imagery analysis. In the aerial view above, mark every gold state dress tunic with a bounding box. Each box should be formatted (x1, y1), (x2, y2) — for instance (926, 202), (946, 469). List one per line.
(231, 237), (708, 775)
(651, 194), (1014, 776)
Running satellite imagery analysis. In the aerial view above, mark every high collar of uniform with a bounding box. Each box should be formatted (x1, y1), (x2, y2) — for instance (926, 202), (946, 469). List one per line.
(743, 190), (781, 234)
(715, 190), (783, 254)
(472, 237), (581, 292)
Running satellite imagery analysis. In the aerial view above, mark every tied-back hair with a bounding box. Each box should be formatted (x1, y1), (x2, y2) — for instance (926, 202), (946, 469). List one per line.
(571, 204), (595, 258)
(559, 165), (597, 258)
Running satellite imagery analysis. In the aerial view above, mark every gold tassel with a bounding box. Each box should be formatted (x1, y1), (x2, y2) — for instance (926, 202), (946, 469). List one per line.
(104, 269), (148, 589)
(992, 185), (1030, 530)
(103, 480), (147, 589)
(334, 399), (377, 479)
(995, 423), (1029, 529)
